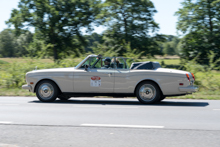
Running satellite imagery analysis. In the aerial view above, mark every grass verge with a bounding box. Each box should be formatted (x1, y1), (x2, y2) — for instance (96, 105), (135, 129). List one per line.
(0, 88), (35, 96)
(171, 91), (220, 100)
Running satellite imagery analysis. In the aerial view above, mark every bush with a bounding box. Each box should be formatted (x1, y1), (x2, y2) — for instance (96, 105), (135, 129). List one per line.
(0, 57), (82, 88)
(182, 51), (220, 91)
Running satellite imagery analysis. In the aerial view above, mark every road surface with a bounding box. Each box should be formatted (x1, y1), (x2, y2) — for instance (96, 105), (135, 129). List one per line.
(0, 97), (220, 147)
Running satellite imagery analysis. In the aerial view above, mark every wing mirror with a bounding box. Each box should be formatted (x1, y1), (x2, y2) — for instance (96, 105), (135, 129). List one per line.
(85, 64), (89, 71)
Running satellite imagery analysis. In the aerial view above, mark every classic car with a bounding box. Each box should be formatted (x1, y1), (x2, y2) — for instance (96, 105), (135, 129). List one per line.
(22, 54), (198, 104)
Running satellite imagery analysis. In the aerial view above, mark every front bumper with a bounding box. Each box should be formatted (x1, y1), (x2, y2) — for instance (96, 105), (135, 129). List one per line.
(179, 85), (198, 93)
(22, 84), (32, 91)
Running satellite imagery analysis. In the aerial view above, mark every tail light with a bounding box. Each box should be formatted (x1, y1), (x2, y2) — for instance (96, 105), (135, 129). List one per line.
(186, 73), (190, 81)
(191, 73), (195, 81)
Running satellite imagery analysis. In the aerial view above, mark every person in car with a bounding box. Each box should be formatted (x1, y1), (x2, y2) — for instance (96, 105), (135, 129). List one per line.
(111, 58), (120, 68)
(102, 58), (111, 68)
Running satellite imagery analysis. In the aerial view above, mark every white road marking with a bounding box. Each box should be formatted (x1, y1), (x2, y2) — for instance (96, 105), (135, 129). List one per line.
(81, 124), (164, 129)
(213, 109), (220, 111)
(0, 121), (12, 124)
(0, 143), (19, 147)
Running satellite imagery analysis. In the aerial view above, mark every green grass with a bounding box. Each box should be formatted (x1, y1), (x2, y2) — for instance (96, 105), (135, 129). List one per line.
(139, 58), (181, 69)
(150, 59), (180, 65)
(0, 88), (35, 96)
(0, 58), (53, 63)
(0, 60), (9, 64)
(172, 91), (220, 100)
(196, 71), (220, 78)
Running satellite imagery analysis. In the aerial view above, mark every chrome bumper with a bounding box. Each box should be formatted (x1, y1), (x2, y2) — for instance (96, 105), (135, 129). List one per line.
(179, 86), (198, 93)
(22, 84), (32, 91)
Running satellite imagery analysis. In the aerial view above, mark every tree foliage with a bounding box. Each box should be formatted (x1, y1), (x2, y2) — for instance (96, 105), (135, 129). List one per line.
(0, 29), (16, 57)
(0, 29), (33, 57)
(175, 0), (220, 64)
(99, 0), (163, 56)
(162, 35), (180, 55)
(15, 31), (33, 57)
(84, 33), (103, 52)
(7, 0), (101, 60)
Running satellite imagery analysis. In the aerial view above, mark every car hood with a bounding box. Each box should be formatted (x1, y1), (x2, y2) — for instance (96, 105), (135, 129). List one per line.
(27, 67), (75, 75)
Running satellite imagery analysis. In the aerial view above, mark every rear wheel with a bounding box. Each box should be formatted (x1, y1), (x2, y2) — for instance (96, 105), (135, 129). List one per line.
(159, 95), (166, 101)
(36, 80), (58, 102)
(136, 81), (161, 104)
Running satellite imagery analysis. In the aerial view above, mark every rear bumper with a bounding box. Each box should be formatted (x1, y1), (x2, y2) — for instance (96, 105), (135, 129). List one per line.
(22, 84), (32, 91)
(179, 85), (198, 93)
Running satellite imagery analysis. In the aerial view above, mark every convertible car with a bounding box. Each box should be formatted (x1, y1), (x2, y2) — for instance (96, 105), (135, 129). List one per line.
(22, 54), (198, 104)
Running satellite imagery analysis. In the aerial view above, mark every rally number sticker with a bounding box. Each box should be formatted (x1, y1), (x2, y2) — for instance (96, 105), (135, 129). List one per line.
(90, 76), (101, 87)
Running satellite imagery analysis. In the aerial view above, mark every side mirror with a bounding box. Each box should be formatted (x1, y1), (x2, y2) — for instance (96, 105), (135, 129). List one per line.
(85, 64), (89, 71)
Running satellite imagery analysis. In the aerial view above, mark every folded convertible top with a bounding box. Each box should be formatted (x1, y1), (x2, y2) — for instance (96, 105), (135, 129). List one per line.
(130, 61), (161, 70)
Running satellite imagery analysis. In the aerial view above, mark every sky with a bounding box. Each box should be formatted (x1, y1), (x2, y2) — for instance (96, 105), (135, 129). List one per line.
(0, 0), (184, 36)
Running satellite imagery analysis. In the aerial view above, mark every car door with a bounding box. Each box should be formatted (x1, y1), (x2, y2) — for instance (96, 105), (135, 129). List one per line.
(73, 57), (115, 93)
(114, 58), (132, 93)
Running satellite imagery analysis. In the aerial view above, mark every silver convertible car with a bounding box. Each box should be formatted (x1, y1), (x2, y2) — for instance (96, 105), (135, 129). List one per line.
(22, 54), (198, 104)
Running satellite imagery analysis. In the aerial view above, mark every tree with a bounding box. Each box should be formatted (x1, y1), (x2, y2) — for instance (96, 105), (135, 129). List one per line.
(84, 33), (103, 52)
(163, 43), (174, 55)
(162, 35), (180, 55)
(15, 31), (33, 57)
(100, 0), (163, 56)
(175, 0), (220, 64)
(0, 29), (33, 57)
(0, 29), (16, 57)
(7, 0), (101, 61)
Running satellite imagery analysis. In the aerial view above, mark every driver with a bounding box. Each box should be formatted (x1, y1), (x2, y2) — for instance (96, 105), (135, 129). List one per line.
(102, 58), (111, 69)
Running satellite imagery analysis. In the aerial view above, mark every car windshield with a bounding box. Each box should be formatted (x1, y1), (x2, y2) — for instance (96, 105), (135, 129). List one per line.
(75, 57), (90, 69)
(80, 57), (114, 69)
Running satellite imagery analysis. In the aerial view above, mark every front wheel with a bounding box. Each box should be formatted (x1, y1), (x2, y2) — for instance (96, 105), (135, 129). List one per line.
(36, 80), (59, 102)
(58, 94), (71, 101)
(136, 81), (161, 104)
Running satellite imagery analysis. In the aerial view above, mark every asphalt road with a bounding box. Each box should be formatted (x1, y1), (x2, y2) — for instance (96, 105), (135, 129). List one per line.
(0, 97), (220, 147)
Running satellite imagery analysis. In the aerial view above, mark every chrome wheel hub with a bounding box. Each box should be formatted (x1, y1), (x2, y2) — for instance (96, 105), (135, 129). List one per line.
(139, 84), (156, 101)
(38, 83), (54, 100)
